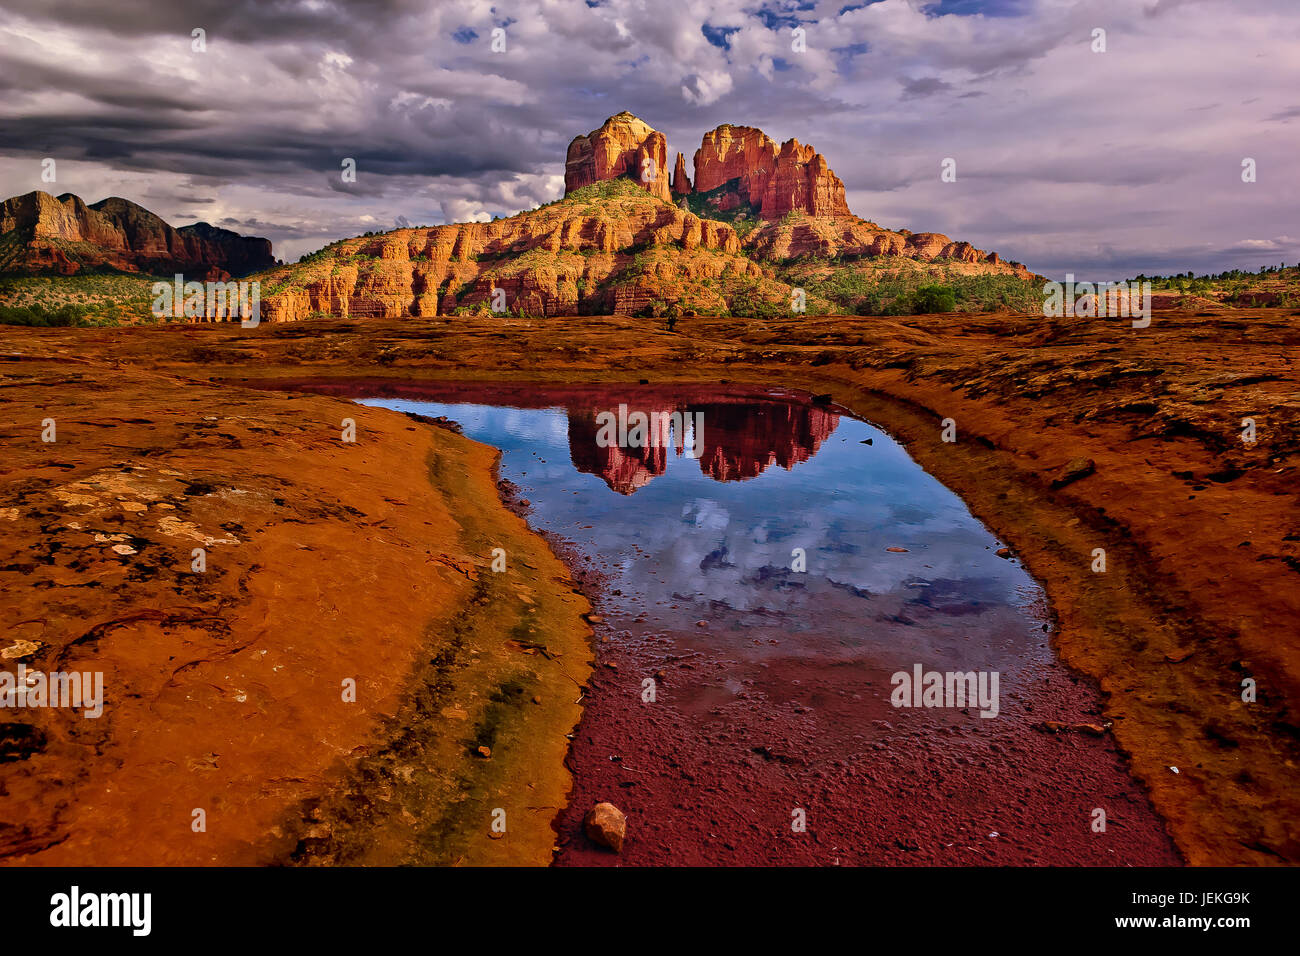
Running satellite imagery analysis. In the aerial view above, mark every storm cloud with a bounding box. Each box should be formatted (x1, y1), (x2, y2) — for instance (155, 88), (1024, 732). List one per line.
(1, 0), (1295, 276)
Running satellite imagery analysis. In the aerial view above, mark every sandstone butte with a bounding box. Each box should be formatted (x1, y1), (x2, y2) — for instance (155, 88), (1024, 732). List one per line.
(567, 116), (850, 219)
(565, 111), (672, 204)
(0, 190), (275, 279)
(258, 113), (1027, 323)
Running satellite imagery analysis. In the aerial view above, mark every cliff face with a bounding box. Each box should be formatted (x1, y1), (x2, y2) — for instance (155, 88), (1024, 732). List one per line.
(175, 221), (276, 278)
(260, 180), (769, 322)
(758, 139), (851, 220)
(0, 191), (274, 278)
(692, 125), (775, 201)
(565, 112), (672, 203)
(692, 124), (849, 219)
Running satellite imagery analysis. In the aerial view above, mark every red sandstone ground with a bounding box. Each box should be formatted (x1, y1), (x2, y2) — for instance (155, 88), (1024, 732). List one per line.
(1, 307), (1297, 866)
(553, 579), (1180, 866)
(0, 349), (591, 866)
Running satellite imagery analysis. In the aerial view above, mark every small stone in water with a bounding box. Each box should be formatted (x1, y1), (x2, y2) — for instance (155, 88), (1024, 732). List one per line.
(584, 802), (626, 852)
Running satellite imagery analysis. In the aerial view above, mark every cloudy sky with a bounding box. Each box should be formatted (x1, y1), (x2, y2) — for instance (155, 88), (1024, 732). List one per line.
(1, 0), (1296, 279)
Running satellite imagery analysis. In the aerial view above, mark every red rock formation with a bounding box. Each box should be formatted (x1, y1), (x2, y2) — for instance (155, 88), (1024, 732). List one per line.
(564, 112), (671, 203)
(758, 140), (851, 220)
(743, 216), (1032, 276)
(696, 402), (839, 482)
(566, 407), (672, 494)
(692, 125), (777, 207)
(564, 400), (837, 492)
(261, 194), (753, 321)
(256, 112), (1030, 322)
(0, 190), (273, 277)
(174, 221), (276, 277)
(692, 125), (850, 219)
(671, 152), (692, 196)
(904, 232), (951, 259)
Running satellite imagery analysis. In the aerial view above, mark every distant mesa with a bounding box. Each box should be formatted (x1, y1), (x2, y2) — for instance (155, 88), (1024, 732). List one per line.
(0, 190), (274, 278)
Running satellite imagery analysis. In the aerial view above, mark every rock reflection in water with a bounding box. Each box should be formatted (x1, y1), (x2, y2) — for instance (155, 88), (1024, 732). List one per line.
(567, 400), (839, 494)
(352, 381), (1034, 664)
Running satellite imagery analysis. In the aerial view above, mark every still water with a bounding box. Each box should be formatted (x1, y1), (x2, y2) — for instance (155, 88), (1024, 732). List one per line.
(360, 383), (1045, 703)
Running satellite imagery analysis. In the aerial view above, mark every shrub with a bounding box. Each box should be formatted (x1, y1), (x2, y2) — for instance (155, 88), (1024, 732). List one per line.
(912, 283), (957, 314)
(0, 303), (88, 326)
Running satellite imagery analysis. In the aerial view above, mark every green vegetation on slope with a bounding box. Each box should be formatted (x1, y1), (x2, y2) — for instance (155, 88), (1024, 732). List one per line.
(776, 260), (1044, 316)
(682, 180), (763, 240)
(0, 274), (161, 326)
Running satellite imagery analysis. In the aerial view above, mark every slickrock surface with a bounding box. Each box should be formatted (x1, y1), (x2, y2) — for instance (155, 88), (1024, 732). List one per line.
(0, 346), (591, 865)
(2, 306), (1296, 865)
(166, 308), (1299, 865)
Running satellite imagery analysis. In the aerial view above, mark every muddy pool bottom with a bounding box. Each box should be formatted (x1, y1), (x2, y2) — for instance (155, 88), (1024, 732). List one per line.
(332, 380), (1179, 866)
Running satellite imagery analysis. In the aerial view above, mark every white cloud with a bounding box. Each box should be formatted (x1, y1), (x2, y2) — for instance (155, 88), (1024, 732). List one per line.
(440, 198), (492, 223)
